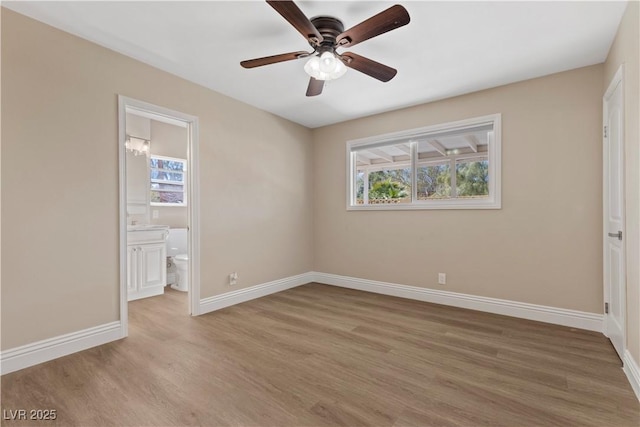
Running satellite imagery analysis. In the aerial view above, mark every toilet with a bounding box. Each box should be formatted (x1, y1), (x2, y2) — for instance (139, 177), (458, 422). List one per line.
(166, 228), (189, 292)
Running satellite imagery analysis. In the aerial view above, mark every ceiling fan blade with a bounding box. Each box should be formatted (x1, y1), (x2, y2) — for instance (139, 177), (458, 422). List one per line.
(266, 1), (323, 45)
(306, 77), (324, 97)
(241, 51), (311, 69)
(336, 4), (410, 48)
(341, 52), (397, 82)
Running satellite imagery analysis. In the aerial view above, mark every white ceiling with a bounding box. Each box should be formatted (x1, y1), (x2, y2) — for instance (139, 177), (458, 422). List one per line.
(4, 1), (627, 128)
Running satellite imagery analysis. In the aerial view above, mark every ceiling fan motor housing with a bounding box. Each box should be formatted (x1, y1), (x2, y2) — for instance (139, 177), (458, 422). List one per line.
(309, 16), (345, 53)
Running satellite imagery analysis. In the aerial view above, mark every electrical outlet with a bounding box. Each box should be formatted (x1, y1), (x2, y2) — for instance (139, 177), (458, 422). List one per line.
(438, 273), (446, 285)
(152, 210), (159, 219)
(229, 272), (238, 286)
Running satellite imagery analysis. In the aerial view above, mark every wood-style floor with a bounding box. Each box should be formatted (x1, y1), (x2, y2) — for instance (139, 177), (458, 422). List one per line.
(2, 283), (639, 426)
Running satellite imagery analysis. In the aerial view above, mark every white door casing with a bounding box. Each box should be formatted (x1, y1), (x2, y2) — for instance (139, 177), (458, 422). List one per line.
(118, 95), (201, 339)
(603, 65), (625, 360)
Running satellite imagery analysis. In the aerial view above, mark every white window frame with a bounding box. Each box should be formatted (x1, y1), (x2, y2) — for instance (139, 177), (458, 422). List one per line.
(150, 154), (187, 207)
(346, 114), (501, 210)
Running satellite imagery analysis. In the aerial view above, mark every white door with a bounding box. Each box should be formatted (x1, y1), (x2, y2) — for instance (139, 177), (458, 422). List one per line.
(126, 246), (138, 295)
(603, 67), (625, 359)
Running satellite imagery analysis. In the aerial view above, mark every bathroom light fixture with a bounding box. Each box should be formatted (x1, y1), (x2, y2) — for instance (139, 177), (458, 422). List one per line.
(304, 51), (347, 81)
(125, 135), (150, 156)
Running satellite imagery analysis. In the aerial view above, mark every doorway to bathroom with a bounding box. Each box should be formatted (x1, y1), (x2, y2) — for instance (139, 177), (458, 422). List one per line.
(118, 96), (200, 337)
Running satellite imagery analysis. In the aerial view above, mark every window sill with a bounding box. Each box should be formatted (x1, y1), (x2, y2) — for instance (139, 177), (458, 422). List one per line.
(347, 199), (501, 211)
(150, 202), (187, 207)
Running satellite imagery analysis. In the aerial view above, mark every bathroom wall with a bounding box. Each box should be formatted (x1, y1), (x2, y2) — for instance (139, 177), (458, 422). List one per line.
(125, 114), (190, 228)
(149, 119), (188, 229)
(1, 9), (314, 350)
(125, 113), (151, 225)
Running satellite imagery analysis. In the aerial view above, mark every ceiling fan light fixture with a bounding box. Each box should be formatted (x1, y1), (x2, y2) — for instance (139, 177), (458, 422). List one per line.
(319, 51), (337, 73)
(304, 51), (347, 81)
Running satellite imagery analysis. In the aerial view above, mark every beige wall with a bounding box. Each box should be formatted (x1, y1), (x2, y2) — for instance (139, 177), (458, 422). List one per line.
(604, 1), (640, 365)
(313, 65), (604, 313)
(150, 120), (187, 159)
(149, 120), (188, 229)
(126, 112), (151, 140)
(1, 9), (314, 349)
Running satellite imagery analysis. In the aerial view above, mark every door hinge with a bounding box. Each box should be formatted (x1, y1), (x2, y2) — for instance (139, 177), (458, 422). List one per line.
(604, 126), (608, 138)
(608, 230), (623, 241)
(605, 302), (609, 314)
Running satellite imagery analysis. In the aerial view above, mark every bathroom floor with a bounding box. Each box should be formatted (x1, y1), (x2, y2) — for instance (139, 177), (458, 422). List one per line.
(129, 285), (189, 325)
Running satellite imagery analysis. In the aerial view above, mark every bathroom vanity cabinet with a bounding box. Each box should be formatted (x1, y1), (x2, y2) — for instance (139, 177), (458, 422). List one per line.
(127, 227), (168, 301)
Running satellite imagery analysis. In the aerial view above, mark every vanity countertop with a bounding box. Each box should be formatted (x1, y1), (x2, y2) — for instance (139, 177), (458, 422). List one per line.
(127, 224), (169, 232)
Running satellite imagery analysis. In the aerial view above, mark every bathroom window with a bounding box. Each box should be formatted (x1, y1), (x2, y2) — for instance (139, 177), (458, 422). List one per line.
(150, 155), (187, 206)
(347, 114), (501, 210)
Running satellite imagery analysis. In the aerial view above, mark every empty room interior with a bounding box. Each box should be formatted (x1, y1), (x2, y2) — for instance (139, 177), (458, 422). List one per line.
(1, 1), (640, 426)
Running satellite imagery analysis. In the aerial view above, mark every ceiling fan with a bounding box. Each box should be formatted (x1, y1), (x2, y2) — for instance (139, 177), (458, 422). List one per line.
(240, 1), (410, 97)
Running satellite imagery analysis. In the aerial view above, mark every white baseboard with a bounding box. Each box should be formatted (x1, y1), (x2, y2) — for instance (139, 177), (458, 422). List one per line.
(311, 272), (603, 332)
(1, 321), (122, 375)
(0, 272), (605, 376)
(624, 350), (640, 401)
(199, 272), (315, 315)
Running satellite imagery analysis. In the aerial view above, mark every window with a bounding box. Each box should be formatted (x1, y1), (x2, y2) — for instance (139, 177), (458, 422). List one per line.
(150, 155), (187, 206)
(347, 114), (501, 210)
